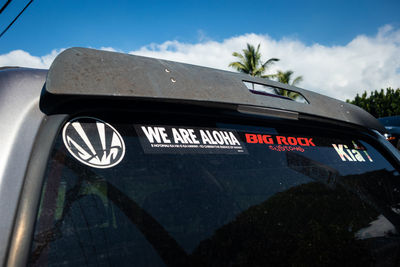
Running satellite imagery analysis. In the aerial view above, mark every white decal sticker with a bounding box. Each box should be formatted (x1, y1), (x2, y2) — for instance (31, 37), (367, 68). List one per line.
(332, 143), (373, 162)
(135, 125), (247, 154)
(62, 117), (125, 168)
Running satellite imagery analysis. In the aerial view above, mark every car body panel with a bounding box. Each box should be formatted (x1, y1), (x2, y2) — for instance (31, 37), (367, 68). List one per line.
(0, 68), (47, 265)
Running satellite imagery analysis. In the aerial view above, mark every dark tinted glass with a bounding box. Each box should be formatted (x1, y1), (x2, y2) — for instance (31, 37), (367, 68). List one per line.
(29, 113), (400, 266)
(379, 116), (400, 127)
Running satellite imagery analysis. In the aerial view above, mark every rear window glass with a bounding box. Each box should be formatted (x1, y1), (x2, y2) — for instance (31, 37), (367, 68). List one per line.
(379, 116), (400, 127)
(29, 114), (400, 266)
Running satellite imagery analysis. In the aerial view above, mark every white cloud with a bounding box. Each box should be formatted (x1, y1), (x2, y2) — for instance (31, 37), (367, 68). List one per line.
(130, 26), (400, 100)
(0, 49), (64, 69)
(98, 47), (120, 52)
(1, 25), (399, 100)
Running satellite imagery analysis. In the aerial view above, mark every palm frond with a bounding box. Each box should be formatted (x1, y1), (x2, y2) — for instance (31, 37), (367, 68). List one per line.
(232, 52), (244, 60)
(228, 62), (249, 73)
(291, 76), (303, 86)
(262, 58), (279, 69)
(229, 43), (280, 78)
(261, 74), (277, 79)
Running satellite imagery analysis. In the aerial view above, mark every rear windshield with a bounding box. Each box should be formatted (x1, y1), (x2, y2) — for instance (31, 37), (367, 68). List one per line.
(29, 113), (400, 266)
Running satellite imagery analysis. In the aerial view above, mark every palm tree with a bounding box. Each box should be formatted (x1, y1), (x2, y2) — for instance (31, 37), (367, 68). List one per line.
(229, 43), (279, 78)
(274, 70), (303, 86)
(272, 70), (303, 100)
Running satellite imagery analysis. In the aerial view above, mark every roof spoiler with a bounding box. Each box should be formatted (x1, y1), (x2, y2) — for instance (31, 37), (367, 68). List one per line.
(44, 47), (385, 132)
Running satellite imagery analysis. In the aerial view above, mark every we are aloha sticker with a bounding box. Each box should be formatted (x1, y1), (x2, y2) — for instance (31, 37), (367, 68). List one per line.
(135, 125), (247, 154)
(62, 117), (125, 168)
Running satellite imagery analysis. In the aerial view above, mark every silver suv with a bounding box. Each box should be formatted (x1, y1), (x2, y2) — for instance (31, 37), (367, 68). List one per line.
(1, 48), (400, 266)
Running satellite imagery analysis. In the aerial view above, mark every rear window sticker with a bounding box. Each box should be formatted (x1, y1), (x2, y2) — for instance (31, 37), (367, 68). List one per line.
(363, 151), (373, 162)
(244, 133), (315, 152)
(62, 117), (126, 168)
(135, 125), (247, 154)
(332, 143), (373, 162)
(268, 145), (305, 152)
(245, 134), (315, 146)
(352, 140), (365, 150)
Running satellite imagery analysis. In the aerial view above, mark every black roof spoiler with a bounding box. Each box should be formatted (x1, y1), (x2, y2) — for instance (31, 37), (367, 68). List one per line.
(44, 47), (385, 132)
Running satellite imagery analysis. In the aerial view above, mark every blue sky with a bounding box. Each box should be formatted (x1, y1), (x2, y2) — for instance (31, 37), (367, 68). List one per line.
(0, 0), (400, 100)
(1, 0), (399, 55)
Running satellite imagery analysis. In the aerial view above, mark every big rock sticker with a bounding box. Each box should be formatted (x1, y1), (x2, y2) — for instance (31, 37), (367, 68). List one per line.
(244, 133), (315, 152)
(135, 125), (247, 154)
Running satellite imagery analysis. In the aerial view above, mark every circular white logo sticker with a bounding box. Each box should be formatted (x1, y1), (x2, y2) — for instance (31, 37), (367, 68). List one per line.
(62, 117), (125, 168)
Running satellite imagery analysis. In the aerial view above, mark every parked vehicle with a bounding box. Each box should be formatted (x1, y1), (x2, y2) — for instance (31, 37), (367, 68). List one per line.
(379, 116), (400, 149)
(1, 47), (400, 266)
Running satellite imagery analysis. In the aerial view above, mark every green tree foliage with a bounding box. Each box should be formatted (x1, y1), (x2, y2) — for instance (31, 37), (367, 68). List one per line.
(229, 43), (279, 77)
(273, 70), (303, 86)
(270, 70), (303, 100)
(346, 87), (400, 118)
